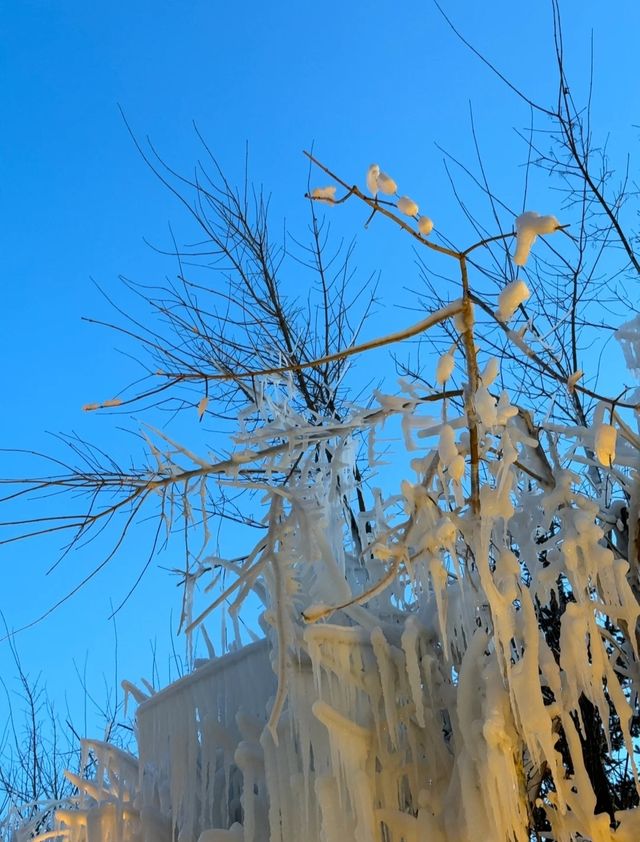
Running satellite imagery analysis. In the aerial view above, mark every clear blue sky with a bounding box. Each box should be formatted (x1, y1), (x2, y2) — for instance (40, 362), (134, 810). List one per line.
(1, 1), (638, 734)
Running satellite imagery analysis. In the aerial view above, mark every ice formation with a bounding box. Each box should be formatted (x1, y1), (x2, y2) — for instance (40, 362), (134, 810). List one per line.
(616, 314), (640, 379)
(495, 278), (530, 321)
(435, 347), (455, 384)
(15, 356), (640, 842)
(365, 164), (397, 197)
(366, 164), (380, 196)
(7, 209), (640, 842)
(417, 215), (434, 235)
(396, 196), (419, 217)
(480, 357), (499, 386)
(513, 211), (560, 266)
(594, 422), (617, 466)
(310, 186), (336, 205)
(376, 170), (397, 195)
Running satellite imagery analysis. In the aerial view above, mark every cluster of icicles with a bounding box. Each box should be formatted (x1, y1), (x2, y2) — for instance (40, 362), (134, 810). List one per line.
(232, 333), (640, 842)
(13, 331), (640, 841)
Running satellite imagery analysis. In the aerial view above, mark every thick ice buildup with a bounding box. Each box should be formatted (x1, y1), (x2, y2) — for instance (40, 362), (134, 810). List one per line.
(365, 163), (397, 196)
(376, 171), (397, 195)
(397, 196), (419, 217)
(366, 164), (380, 196)
(418, 216), (434, 235)
(311, 186), (337, 205)
(594, 423), (617, 466)
(513, 211), (560, 266)
(435, 349), (455, 385)
(496, 279), (530, 322)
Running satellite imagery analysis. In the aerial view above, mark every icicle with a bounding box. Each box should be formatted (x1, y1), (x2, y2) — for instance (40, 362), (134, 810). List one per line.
(475, 385), (498, 427)
(201, 624), (217, 659)
(435, 348), (455, 385)
(448, 453), (465, 483)
(311, 702), (375, 842)
(480, 357), (499, 386)
(594, 422), (616, 466)
(370, 628), (399, 748)
(316, 775), (354, 842)
(121, 679), (149, 712)
(375, 809), (418, 842)
(428, 555), (449, 655)
(401, 618), (426, 728)
(437, 424), (458, 467)
(234, 741), (263, 842)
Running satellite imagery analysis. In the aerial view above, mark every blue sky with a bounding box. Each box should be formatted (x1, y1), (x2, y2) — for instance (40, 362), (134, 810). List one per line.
(1, 0), (638, 735)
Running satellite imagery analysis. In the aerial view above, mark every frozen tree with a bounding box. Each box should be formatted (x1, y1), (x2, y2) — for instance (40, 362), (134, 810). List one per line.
(2, 5), (640, 841)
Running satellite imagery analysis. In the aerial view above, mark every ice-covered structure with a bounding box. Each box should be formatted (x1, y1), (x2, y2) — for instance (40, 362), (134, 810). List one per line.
(3, 157), (640, 841)
(11, 340), (640, 842)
